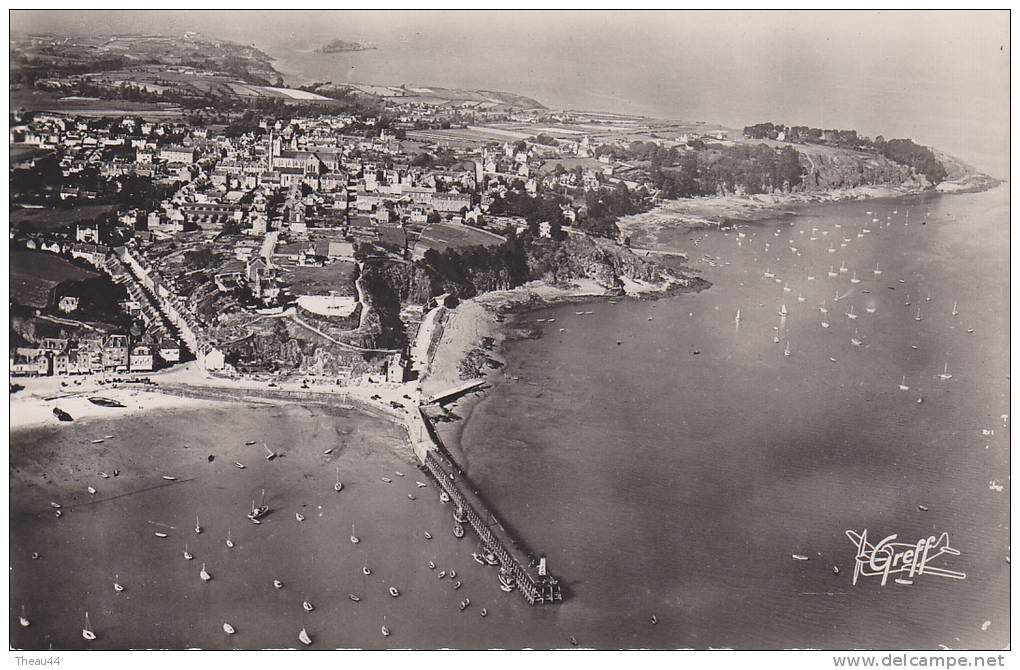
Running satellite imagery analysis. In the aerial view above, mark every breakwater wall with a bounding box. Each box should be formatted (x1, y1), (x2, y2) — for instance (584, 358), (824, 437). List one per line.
(414, 408), (563, 605)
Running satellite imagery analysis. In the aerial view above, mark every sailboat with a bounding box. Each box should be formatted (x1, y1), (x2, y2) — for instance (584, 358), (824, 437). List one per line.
(783, 283), (792, 293)
(873, 263), (882, 276)
(18, 606), (29, 628)
(82, 611), (96, 641)
(226, 529), (234, 548)
(851, 329), (862, 347)
(797, 293), (806, 303)
(264, 443), (276, 461)
(350, 524), (360, 544)
(839, 261), (848, 274)
(820, 299), (828, 314)
(779, 304), (788, 317)
(299, 627), (312, 646)
(828, 265), (838, 278)
(734, 309), (741, 324)
(248, 489), (269, 523)
(850, 271), (860, 284)
(333, 466), (343, 492)
(915, 308), (922, 322)
(846, 305), (857, 320)
(952, 301), (959, 316)
(195, 515), (202, 534)
(899, 376), (910, 391)
(200, 563), (212, 582)
(184, 543), (193, 560)
(821, 317), (830, 329)
(939, 363), (953, 381)
(926, 292), (932, 302)
(784, 340), (791, 357)
(905, 294), (911, 306)
(302, 599), (314, 612)
(113, 574), (124, 592)
(381, 616), (391, 637)
(223, 623), (235, 635)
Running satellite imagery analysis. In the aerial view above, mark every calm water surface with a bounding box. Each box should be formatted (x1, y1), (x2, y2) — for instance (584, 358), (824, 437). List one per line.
(458, 186), (1009, 648)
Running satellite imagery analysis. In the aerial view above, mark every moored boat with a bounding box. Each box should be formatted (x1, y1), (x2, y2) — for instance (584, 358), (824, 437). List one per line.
(299, 627), (312, 646)
(453, 524), (465, 538)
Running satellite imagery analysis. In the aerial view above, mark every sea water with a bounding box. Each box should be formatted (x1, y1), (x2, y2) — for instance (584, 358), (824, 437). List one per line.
(457, 185), (1009, 648)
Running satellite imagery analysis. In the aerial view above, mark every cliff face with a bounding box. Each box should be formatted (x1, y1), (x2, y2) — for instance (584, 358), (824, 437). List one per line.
(526, 235), (666, 288)
(793, 144), (925, 191)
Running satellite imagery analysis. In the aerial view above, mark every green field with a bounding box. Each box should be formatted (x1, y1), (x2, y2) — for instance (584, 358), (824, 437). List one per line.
(413, 222), (505, 255)
(10, 250), (100, 308)
(12, 204), (118, 234)
(281, 261), (358, 297)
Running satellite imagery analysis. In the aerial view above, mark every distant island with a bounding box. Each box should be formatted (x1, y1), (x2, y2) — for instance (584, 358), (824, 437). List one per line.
(316, 39), (375, 54)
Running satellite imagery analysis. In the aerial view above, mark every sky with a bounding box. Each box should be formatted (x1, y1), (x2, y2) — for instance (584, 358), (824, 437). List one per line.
(11, 10), (1010, 178)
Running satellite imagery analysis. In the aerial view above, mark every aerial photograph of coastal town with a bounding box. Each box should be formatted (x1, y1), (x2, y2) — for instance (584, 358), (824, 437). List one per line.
(7, 8), (1011, 660)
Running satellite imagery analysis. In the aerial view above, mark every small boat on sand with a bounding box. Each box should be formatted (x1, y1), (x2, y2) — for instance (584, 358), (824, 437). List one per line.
(245, 441), (257, 446)
(89, 397), (126, 408)
(394, 471), (405, 477)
